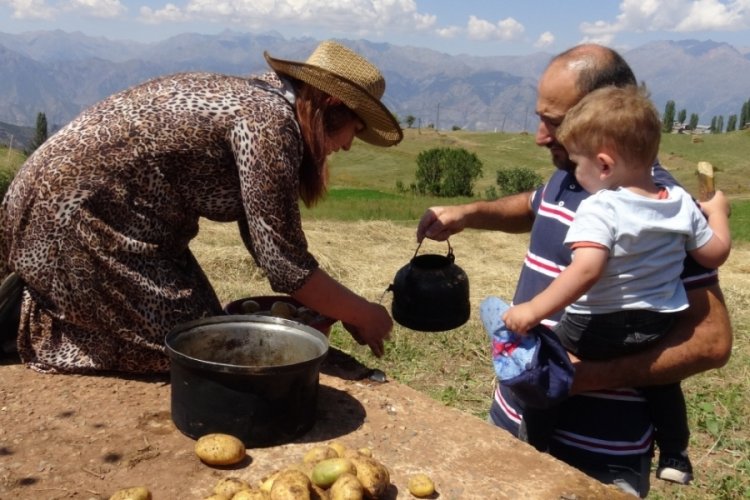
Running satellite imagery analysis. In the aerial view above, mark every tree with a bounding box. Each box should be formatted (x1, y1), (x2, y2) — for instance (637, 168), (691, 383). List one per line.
(740, 100), (749, 130)
(414, 147), (483, 197)
(677, 108), (687, 124)
(404, 115), (416, 128)
(710, 116), (718, 132)
(25, 112), (48, 155)
(716, 115), (724, 133)
(726, 114), (737, 132)
(662, 100), (676, 132)
(688, 113), (699, 130)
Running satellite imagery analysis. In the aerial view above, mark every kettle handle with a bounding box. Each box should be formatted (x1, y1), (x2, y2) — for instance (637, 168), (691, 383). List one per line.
(412, 238), (455, 262)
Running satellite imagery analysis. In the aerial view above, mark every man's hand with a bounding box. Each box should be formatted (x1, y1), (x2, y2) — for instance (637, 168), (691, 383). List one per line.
(416, 206), (467, 242)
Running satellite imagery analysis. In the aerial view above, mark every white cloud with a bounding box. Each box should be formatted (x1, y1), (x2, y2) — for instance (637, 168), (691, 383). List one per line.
(466, 15), (524, 41)
(676, 0), (750, 30)
(436, 26), (461, 39)
(580, 0), (750, 42)
(579, 32), (617, 47)
(64, 0), (126, 17)
(3, 0), (55, 19)
(2, 0), (125, 19)
(534, 31), (555, 49)
(138, 0), (436, 34)
(139, 2), (187, 23)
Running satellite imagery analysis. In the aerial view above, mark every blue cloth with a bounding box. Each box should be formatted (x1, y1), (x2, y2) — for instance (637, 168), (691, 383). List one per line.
(481, 296), (538, 380)
(481, 296), (574, 409)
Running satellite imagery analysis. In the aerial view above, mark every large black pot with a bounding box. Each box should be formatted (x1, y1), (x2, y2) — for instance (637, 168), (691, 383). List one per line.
(165, 315), (328, 448)
(388, 241), (470, 332)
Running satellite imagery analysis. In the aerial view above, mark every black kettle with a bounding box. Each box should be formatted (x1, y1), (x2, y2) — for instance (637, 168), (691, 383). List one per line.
(387, 240), (470, 332)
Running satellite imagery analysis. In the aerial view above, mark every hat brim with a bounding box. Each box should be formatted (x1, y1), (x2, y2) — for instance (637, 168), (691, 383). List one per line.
(265, 52), (403, 147)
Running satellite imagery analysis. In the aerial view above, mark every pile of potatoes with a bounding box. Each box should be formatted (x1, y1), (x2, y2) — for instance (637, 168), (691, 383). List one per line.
(109, 435), (436, 499)
(240, 299), (322, 326)
(200, 440), (435, 500)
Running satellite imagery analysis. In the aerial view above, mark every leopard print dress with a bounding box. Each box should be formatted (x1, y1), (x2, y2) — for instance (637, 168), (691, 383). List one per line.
(0, 72), (318, 374)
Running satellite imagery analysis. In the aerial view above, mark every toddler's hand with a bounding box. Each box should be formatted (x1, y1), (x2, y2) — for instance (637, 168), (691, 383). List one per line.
(502, 303), (538, 335)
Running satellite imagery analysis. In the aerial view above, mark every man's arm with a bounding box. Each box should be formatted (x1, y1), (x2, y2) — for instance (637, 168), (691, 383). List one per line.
(417, 191), (534, 242)
(570, 283), (732, 393)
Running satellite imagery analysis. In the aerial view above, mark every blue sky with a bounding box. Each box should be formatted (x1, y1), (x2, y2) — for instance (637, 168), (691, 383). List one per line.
(1, 0), (749, 56)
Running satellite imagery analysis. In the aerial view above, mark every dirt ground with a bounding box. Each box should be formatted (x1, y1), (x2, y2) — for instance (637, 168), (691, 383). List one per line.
(0, 349), (627, 500)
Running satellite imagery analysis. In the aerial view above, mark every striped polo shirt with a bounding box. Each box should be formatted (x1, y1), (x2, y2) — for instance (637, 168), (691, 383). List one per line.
(490, 162), (718, 471)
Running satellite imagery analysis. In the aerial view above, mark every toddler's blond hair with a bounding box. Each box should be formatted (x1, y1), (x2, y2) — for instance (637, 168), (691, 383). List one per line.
(557, 85), (661, 171)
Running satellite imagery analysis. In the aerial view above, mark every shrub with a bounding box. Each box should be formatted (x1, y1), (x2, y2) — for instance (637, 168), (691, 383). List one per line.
(0, 168), (14, 201)
(495, 167), (543, 196)
(415, 147), (483, 197)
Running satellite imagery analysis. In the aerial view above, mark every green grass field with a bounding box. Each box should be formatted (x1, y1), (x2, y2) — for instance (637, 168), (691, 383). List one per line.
(4, 126), (750, 207)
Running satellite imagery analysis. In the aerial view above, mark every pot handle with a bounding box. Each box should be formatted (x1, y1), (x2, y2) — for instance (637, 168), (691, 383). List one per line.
(381, 239), (456, 304)
(412, 238), (455, 262)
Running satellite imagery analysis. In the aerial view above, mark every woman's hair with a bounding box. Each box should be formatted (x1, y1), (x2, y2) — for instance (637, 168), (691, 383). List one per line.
(293, 80), (360, 207)
(556, 85), (661, 170)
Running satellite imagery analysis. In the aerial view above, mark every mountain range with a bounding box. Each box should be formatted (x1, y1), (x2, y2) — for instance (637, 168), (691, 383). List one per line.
(1, 30), (749, 148)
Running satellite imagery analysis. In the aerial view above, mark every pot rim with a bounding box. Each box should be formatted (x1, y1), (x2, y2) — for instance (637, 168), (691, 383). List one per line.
(165, 314), (329, 375)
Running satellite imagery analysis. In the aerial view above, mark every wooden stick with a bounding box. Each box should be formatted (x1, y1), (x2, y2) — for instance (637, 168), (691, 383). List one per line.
(697, 161), (715, 201)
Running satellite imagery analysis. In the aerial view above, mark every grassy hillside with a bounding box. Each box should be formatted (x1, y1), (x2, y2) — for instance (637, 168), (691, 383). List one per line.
(316, 128), (750, 242)
(4, 128), (750, 235)
(329, 127), (750, 196)
(4, 127), (749, 197)
(0, 146), (25, 199)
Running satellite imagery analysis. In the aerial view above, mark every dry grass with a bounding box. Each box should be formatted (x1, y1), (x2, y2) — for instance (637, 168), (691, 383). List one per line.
(192, 218), (529, 312)
(191, 218), (750, 499)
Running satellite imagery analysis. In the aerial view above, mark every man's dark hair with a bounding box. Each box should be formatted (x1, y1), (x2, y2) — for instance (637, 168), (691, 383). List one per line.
(554, 44), (637, 95)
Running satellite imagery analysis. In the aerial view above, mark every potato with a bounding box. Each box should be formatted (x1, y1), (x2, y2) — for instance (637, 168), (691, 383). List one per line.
(259, 470), (282, 493)
(326, 441), (347, 458)
(270, 301), (297, 319)
(214, 477), (252, 497)
(349, 455), (389, 499)
(270, 469), (311, 500)
(311, 458), (356, 488)
(407, 473), (435, 498)
(329, 473), (364, 500)
(232, 490), (270, 500)
(240, 299), (261, 313)
(288, 460), (315, 480)
(109, 486), (151, 500)
(303, 445), (338, 464)
(203, 495), (229, 500)
(341, 449), (362, 460)
(195, 433), (246, 466)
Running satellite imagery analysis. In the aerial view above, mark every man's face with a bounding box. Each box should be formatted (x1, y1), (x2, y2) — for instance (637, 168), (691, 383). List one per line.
(534, 62), (581, 172)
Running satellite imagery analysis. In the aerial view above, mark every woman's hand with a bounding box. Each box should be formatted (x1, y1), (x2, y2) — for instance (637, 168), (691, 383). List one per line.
(343, 302), (392, 357)
(293, 269), (392, 357)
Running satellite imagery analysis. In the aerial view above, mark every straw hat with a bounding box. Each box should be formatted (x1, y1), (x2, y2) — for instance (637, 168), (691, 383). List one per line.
(264, 40), (403, 147)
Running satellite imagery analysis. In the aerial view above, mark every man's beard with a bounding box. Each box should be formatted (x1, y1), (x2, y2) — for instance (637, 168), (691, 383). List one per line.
(548, 142), (575, 172)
